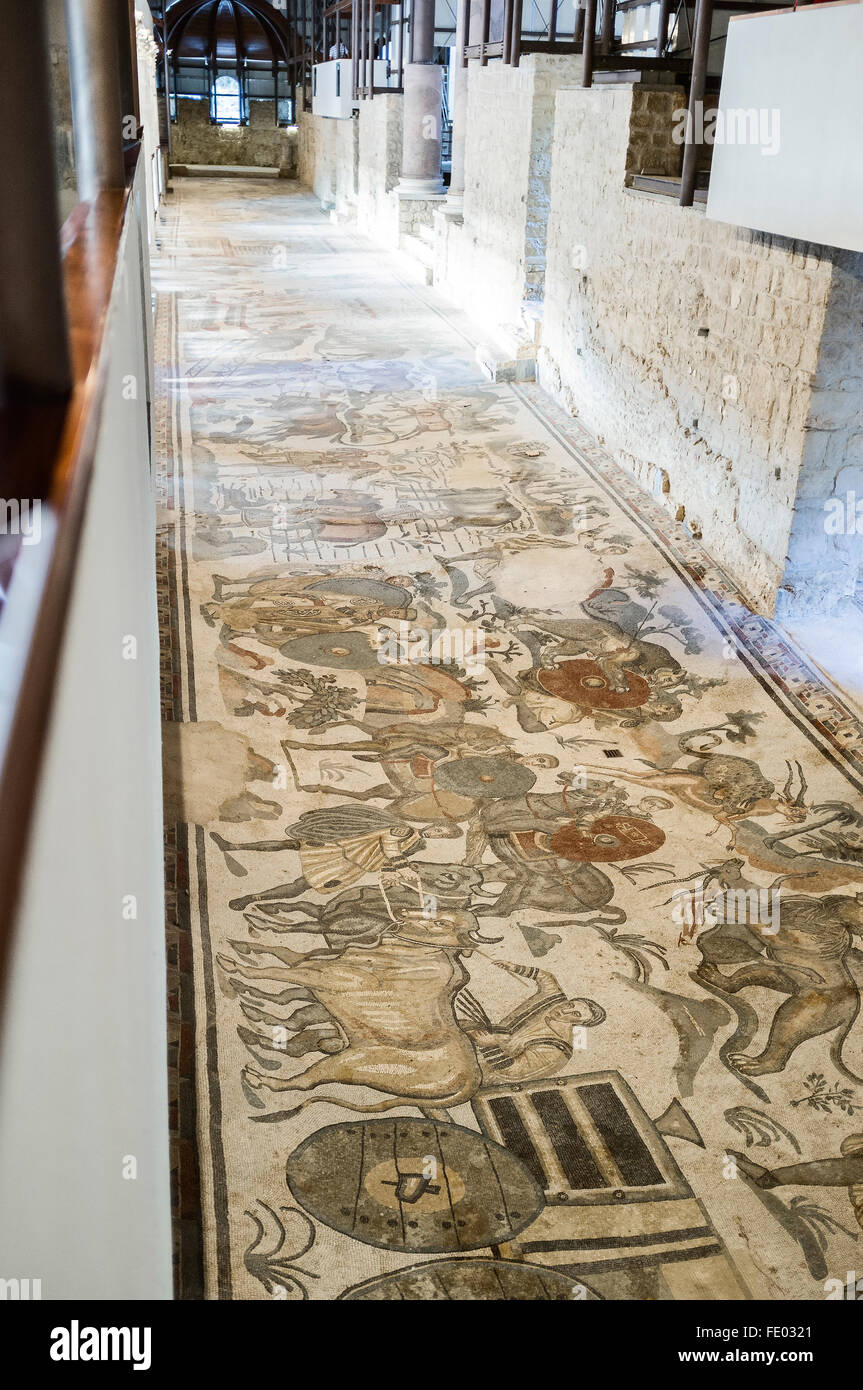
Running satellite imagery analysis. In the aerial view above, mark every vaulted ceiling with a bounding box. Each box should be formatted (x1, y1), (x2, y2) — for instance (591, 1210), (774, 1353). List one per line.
(159, 0), (299, 64)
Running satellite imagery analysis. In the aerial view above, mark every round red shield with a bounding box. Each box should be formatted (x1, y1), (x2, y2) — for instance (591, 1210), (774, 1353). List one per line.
(548, 815), (666, 862)
(537, 659), (651, 710)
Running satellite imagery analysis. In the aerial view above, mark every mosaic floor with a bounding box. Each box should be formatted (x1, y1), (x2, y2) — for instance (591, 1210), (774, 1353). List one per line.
(154, 178), (863, 1301)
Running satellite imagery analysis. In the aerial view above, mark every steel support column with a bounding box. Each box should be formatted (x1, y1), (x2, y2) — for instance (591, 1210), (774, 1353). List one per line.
(680, 0), (714, 206)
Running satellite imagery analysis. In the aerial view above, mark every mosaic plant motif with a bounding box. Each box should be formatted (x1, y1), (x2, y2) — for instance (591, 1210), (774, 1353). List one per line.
(155, 180), (863, 1301)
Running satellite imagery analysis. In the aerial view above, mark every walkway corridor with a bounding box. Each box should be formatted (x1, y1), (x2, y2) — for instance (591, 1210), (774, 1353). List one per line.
(154, 179), (863, 1301)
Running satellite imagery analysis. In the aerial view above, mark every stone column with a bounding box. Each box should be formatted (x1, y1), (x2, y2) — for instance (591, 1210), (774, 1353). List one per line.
(65, 0), (126, 200)
(397, 0), (444, 198)
(446, 0), (469, 210)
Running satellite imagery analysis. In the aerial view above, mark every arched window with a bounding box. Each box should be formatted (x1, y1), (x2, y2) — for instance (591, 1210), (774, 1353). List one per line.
(211, 72), (242, 125)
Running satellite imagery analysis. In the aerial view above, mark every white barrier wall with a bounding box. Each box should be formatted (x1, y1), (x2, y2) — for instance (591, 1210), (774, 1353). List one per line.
(707, 2), (863, 252)
(135, 4), (163, 243)
(0, 172), (171, 1300)
(312, 59), (390, 119)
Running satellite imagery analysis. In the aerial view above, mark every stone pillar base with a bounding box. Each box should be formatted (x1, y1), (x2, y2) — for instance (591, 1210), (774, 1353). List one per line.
(396, 176), (446, 200)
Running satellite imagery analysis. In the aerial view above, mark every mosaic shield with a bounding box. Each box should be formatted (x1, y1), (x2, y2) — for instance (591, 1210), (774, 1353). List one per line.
(538, 659), (651, 709)
(434, 756), (537, 800)
(286, 1119), (545, 1254)
(548, 814), (665, 862)
(279, 629), (380, 669)
(304, 576), (413, 608)
(340, 1258), (600, 1301)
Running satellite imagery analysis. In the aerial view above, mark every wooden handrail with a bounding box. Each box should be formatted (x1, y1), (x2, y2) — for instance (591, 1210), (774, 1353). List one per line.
(0, 161), (139, 1014)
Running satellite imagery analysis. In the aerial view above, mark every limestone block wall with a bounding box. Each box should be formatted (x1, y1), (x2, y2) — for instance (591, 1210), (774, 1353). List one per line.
(172, 99), (298, 174)
(292, 74), (861, 617)
(539, 83), (844, 615)
(297, 109), (359, 214)
(297, 110), (335, 200)
(356, 96), (403, 246)
(778, 252), (863, 619)
(297, 99), (404, 246)
(433, 55), (583, 341)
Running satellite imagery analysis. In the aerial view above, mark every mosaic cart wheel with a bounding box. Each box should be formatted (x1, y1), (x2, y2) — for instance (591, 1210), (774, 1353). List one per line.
(340, 1258), (602, 1301)
(548, 814), (665, 863)
(538, 659), (650, 710)
(286, 1119), (545, 1254)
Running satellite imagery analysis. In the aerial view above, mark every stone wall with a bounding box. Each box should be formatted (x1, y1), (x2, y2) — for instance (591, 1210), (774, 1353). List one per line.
(297, 108), (359, 213)
(356, 96), (403, 245)
(297, 99), (433, 252)
(538, 82), (854, 615)
(433, 55), (583, 344)
(778, 253), (863, 619)
(295, 69), (863, 618)
(172, 99), (297, 174)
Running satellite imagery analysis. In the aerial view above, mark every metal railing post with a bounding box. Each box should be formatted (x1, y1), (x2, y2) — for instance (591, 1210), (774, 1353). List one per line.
(480, 0), (491, 64)
(680, 0), (714, 206)
(574, 0), (585, 45)
(582, 0), (597, 84)
(352, 0), (359, 97)
(511, 0), (523, 66)
(655, 0), (671, 56)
